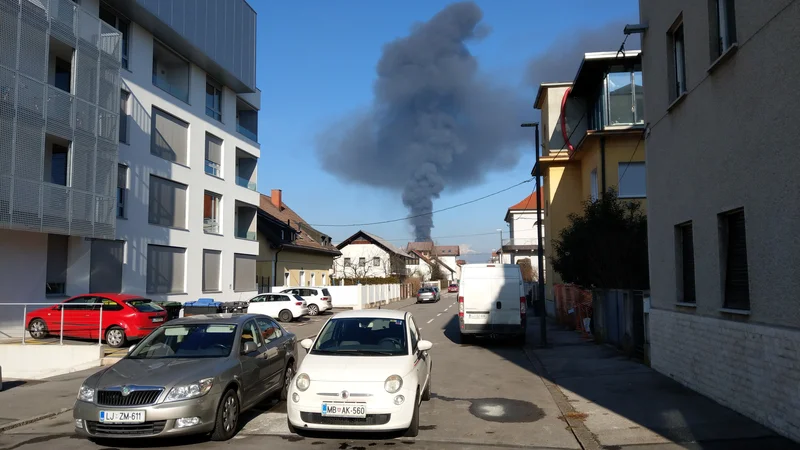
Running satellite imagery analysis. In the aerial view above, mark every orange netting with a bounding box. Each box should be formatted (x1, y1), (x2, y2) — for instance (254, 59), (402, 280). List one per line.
(554, 283), (593, 338)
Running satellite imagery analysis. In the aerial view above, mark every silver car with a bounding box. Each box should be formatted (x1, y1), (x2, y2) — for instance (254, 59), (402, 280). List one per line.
(416, 287), (440, 303)
(73, 314), (297, 441)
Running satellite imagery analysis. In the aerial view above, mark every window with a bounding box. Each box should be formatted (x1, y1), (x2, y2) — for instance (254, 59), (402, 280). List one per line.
(203, 191), (221, 234)
(236, 97), (258, 141)
(712, 0), (737, 59)
(203, 250), (221, 292)
(344, 258), (351, 267)
(676, 222), (696, 303)
(94, 298), (123, 312)
(148, 175), (187, 229)
(152, 40), (189, 102)
(48, 144), (69, 186)
(151, 107), (189, 165)
(119, 90), (129, 143)
(89, 239), (123, 293)
(54, 57), (71, 92)
(46, 234), (68, 295)
(669, 23), (687, 100)
(234, 254), (257, 292)
(206, 79), (222, 121)
(146, 245), (186, 294)
(373, 257), (380, 266)
(359, 257), (366, 267)
(117, 164), (127, 218)
(617, 162), (646, 198)
(99, 3), (129, 69)
(721, 209), (749, 310)
(241, 320), (263, 352)
(408, 316), (420, 352)
(590, 169), (598, 200)
(205, 133), (222, 177)
(255, 317), (282, 344)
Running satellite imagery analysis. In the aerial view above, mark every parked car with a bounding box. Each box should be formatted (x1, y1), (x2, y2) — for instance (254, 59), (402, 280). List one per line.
(447, 283), (459, 293)
(280, 287), (333, 316)
(287, 310), (432, 437)
(246, 293), (308, 322)
(458, 264), (526, 345)
(73, 314), (297, 441)
(26, 294), (167, 348)
(416, 287), (439, 303)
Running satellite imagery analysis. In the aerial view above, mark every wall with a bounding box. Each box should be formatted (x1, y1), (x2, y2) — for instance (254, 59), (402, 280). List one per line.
(0, 230), (48, 337)
(509, 211), (546, 243)
(334, 243), (392, 279)
(543, 162), (584, 300)
(640, 0), (800, 441)
(323, 284), (402, 310)
(277, 249), (335, 287)
(542, 85), (572, 155)
(0, 344), (104, 379)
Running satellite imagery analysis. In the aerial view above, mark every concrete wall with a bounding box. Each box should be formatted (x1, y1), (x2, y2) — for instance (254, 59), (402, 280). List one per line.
(640, 0), (800, 441)
(0, 344), (104, 379)
(508, 211), (546, 243)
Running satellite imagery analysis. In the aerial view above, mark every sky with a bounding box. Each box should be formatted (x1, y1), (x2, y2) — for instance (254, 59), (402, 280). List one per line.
(252, 0), (639, 261)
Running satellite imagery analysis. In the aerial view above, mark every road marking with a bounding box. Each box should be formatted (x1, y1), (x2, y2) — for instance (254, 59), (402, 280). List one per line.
(436, 313), (442, 317)
(427, 318), (434, 324)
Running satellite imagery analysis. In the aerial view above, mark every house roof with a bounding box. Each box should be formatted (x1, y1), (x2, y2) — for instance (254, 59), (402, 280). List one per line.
(259, 194), (340, 255)
(505, 190), (545, 223)
(433, 245), (460, 256)
(408, 250), (454, 274)
(337, 230), (411, 258)
(406, 241), (434, 252)
(456, 259), (467, 266)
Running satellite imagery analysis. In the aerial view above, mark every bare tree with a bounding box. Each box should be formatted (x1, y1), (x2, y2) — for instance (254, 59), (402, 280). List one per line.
(516, 258), (537, 282)
(333, 249), (407, 282)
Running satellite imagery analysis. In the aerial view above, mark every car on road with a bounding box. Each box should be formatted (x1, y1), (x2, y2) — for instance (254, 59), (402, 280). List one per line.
(280, 287), (333, 316)
(458, 264), (527, 345)
(447, 283), (459, 293)
(73, 314), (297, 441)
(246, 293), (308, 322)
(26, 294), (168, 348)
(287, 310), (432, 437)
(416, 287), (439, 303)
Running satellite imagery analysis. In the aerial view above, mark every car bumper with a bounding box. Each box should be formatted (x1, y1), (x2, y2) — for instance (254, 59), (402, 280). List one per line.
(460, 321), (526, 335)
(293, 307), (309, 318)
(72, 394), (219, 439)
(417, 297), (435, 302)
(287, 383), (416, 432)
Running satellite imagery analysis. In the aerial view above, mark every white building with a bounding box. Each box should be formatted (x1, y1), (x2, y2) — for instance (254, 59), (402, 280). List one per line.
(334, 231), (411, 280)
(0, 0), (261, 334)
(501, 190), (544, 279)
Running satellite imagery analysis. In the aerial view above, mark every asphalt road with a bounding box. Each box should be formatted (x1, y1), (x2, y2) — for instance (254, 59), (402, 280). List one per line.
(0, 293), (581, 450)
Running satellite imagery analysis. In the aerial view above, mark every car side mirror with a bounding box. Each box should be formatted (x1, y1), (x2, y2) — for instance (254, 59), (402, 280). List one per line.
(300, 338), (313, 352)
(417, 340), (433, 352)
(128, 345), (136, 354)
(242, 341), (258, 354)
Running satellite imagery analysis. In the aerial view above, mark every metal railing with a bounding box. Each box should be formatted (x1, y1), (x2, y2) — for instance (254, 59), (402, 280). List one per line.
(235, 230), (257, 241)
(205, 160), (221, 177)
(3, 302), (109, 345)
(152, 74), (189, 103)
(235, 176), (257, 191)
(203, 218), (220, 234)
(502, 238), (541, 247)
(236, 123), (258, 142)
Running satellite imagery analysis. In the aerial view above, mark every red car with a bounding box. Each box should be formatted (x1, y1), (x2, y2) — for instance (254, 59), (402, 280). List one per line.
(448, 283), (459, 293)
(25, 294), (168, 348)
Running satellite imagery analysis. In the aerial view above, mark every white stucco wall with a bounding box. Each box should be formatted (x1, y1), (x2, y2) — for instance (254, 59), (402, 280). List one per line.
(508, 211), (545, 243)
(334, 243), (393, 279)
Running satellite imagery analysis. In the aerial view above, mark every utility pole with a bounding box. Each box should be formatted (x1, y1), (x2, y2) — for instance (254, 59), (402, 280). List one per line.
(497, 228), (503, 263)
(521, 122), (547, 347)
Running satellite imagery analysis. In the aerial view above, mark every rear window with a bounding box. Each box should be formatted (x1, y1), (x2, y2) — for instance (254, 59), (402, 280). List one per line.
(322, 289), (330, 296)
(127, 299), (163, 312)
(418, 288), (432, 293)
(293, 295), (305, 302)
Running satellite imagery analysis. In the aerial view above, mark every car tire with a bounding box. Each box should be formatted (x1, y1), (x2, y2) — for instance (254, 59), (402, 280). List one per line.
(280, 361), (295, 401)
(104, 326), (127, 348)
(28, 318), (48, 339)
(404, 387), (421, 437)
(422, 367), (431, 401)
(308, 304), (319, 316)
(211, 389), (239, 441)
(278, 310), (293, 323)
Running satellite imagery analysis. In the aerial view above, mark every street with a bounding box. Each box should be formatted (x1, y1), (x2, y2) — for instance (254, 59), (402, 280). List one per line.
(0, 293), (580, 450)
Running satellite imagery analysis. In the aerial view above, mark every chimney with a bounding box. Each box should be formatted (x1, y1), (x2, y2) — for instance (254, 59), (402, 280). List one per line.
(271, 189), (282, 210)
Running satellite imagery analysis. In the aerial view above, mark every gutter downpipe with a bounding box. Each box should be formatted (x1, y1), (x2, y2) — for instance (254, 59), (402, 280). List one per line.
(600, 136), (607, 196)
(272, 245), (283, 293)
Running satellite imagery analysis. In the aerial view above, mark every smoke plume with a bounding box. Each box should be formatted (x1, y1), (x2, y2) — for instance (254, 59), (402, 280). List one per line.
(316, 1), (530, 241)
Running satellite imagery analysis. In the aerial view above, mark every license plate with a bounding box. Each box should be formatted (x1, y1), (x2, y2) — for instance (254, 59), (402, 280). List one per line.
(321, 402), (366, 418)
(152, 317), (164, 323)
(469, 313), (489, 320)
(99, 410), (145, 424)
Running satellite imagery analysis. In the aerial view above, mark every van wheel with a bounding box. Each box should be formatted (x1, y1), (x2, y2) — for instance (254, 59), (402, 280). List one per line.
(278, 310), (293, 322)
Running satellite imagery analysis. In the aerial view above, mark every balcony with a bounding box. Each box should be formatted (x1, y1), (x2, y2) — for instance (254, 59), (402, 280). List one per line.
(236, 176), (257, 191)
(501, 238), (541, 253)
(234, 201), (257, 241)
(152, 40), (189, 103)
(203, 191), (221, 234)
(236, 97), (258, 143)
(235, 148), (257, 192)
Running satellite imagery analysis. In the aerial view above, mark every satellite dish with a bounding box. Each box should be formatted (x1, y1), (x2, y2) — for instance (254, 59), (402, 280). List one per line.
(560, 87), (585, 157)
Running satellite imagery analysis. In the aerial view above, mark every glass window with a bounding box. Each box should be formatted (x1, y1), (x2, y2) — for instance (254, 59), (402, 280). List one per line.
(127, 299), (163, 312)
(633, 72), (644, 124)
(256, 317), (283, 344)
(146, 245), (186, 294)
(373, 257), (380, 266)
(96, 298), (124, 312)
(129, 324), (237, 359)
(54, 58), (71, 92)
(46, 234), (68, 295)
(119, 90), (129, 143)
(618, 162), (646, 198)
(50, 144), (68, 186)
(590, 169), (598, 201)
(671, 24), (687, 99)
(117, 164), (127, 218)
(241, 320), (263, 351)
(607, 72), (635, 126)
(99, 3), (129, 70)
(714, 0), (737, 58)
(206, 80), (222, 121)
(408, 316), (419, 352)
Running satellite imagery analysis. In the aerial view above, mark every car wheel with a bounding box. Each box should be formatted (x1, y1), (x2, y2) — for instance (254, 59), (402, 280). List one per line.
(211, 389), (239, 441)
(278, 310), (293, 323)
(280, 361), (295, 401)
(28, 319), (48, 339)
(422, 367), (431, 401)
(105, 327), (127, 348)
(308, 304), (319, 316)
(404, 387), (420, 437)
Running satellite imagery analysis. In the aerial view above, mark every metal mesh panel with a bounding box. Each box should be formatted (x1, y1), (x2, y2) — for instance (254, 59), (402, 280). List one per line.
(0, 0), (20, 70)
(0, 66), (15, 176)
(45, 84), (73, 134)
(13, 114), (44, 181)
(47, 0), (76, 46)
(97, 107), (116, 142)
(41, 182), (69, 233)
(69, 189), (93, 236)
(12, 177), (41, 230)
(75, 45), (98, 103)
(95, 139), (116, 197)
(77, 8), (98, 47)
(18, 1), (48, 82)
(98, 21), (120, 61)
(17, 74), (44, 119)
(97, 55), (118, 111)
(75, 98), (95, 134)
(0, 175), (10, 226)
(94, 195), (114, 238)
(71, 132), (94, 192)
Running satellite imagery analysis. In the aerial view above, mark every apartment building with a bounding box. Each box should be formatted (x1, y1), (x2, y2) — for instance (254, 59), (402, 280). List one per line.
(502, 190), (545, 271)
(0, 0), (261, 333)
(639, 0), (800, 441)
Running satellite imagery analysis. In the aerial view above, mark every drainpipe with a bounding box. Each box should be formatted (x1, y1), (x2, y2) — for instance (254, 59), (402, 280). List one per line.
(272, 245), (283, 293)
(600, 136), (607, 196)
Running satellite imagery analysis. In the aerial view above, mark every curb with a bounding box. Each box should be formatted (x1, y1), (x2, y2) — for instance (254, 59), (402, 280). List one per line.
(0, 407), (72, 433)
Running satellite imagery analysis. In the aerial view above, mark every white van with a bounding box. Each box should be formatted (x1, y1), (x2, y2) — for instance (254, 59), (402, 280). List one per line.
(457, 263), (527, 345)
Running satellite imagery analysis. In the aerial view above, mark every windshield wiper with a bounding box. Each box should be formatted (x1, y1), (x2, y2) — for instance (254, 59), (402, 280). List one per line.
(330, 349), (397, 356)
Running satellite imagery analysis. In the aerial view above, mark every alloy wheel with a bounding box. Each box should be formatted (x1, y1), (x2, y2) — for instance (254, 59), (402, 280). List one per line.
(222, 395), (238, 432)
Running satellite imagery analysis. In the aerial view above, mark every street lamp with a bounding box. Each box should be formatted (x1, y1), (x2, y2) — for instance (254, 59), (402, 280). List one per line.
(496, 228), (503, 263)
(521, 122), (546, 347)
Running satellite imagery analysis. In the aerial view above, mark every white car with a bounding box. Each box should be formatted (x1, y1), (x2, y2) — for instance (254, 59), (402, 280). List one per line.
(246, 293), (308, 322)
(280, 287), (333, 316)
(287, 310), (432, 437)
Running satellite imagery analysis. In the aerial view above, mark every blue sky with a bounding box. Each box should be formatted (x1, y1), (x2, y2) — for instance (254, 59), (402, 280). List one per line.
(252, 0), (638, 260)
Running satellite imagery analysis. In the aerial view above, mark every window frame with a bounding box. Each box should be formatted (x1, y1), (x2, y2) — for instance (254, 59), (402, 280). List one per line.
(99, 2), (130, 70)
(675, 221), (696, 304)
(145, 244), (187, 295)
(668, 20), (688, 101)
(711, 0), (737, 60)
(719, 208), (750, 311)
(117, 164), (127, 218)
(617, 161), (646, 199)
(205, 78), (223, 122)
(119, 89), (129, 144)
(203, 191), (222, 234)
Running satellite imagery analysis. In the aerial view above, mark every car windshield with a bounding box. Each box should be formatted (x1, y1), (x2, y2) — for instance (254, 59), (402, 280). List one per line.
(419, 288), (432, 293)
(129, 324), (237, 359)
(311, 317), (407, 356)
(126, 299), (163, 312)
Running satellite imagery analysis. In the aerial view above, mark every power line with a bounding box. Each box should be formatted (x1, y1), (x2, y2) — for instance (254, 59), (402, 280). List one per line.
(379, 231), (501, 242)
(308, 178), (534, 227)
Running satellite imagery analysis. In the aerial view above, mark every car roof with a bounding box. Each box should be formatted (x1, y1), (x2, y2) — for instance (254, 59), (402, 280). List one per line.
(73, 293), (149, 301)
(166, 313), (269, 325)
(331, 309), (407, 320)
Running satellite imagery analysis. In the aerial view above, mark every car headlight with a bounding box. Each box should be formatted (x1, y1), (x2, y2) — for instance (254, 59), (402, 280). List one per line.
(164, 378), (214, 403)
(384, 375), (403, 394)
(77, 385), (95, 402)
(295, 373), (310, 392)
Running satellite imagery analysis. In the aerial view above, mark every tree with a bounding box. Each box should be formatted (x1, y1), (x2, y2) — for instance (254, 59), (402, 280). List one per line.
(429, 258), (450, 283)
(551, 188), (649, 290)
(516, 258), (537, 282)
(333, 249), (409, 283)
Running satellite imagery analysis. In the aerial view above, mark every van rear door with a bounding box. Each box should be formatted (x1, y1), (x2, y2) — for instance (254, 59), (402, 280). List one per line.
(491, 268), (523, 331)
(461, 265), (522, 332)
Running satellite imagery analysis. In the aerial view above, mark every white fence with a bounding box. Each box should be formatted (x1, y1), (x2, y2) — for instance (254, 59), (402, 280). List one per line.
(324, 284), (402, 310)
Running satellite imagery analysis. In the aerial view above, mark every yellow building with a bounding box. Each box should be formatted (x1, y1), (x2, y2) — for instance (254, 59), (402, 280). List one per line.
(533, 51), (647, 308)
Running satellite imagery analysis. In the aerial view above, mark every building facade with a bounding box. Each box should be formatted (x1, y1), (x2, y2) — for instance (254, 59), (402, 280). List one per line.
(534, 51), (647, 311)
(639, 0), (800, 441)
(335, 231), (411, 280)
(0, 0), (261, 335)
(502, 190), (545, 278)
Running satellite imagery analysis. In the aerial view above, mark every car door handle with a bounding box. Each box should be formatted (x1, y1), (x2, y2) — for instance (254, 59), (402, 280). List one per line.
(496, 302), (502, 309)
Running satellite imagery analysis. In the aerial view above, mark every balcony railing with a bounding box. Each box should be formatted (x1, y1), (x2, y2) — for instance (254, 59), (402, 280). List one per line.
(237, 123), (258, 142)
(205, 160), (221, 177)
(235, 230), (257, 241)
(236, 176), (257, 191)
(502, 238), (541, 247)
(203, 218), (219, 234)
(152, 74), (188, 103)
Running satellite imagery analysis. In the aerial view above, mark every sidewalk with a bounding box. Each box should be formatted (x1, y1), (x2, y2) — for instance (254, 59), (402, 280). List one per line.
(525, 317), (799, 449)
